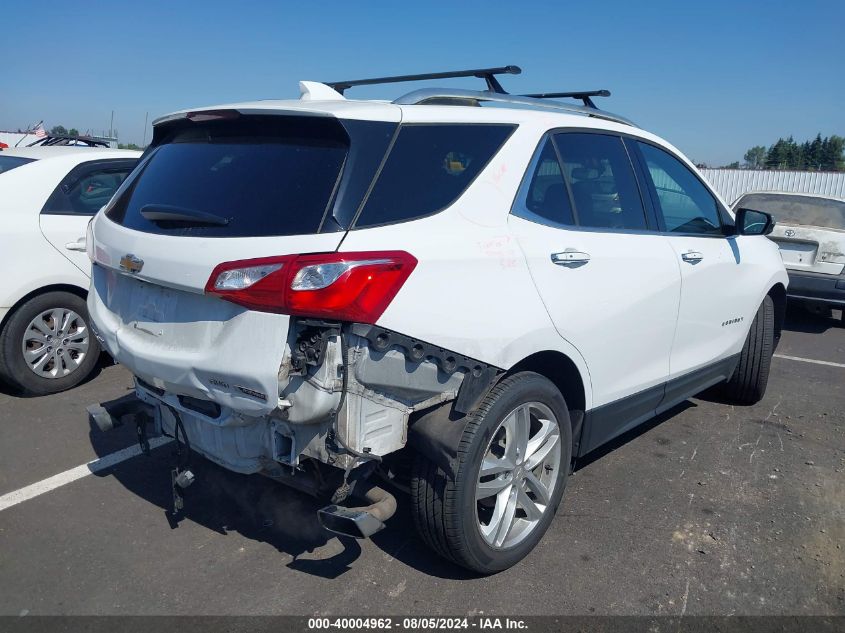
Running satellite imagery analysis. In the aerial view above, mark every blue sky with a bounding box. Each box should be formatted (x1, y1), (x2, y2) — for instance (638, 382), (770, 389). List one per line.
(2, 0), (842, 165)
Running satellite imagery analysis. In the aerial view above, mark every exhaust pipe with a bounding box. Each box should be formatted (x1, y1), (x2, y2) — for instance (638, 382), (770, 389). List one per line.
(318, 482), (397, 539)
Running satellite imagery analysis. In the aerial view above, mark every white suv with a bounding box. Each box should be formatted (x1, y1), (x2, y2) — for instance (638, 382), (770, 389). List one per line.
(87, 67), (787, 573)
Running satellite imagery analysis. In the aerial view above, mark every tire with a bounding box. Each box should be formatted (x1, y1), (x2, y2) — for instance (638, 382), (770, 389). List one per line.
(411, 372), (572, 574)
(717, 295), (774, 405)
(0, 291), (101, 396)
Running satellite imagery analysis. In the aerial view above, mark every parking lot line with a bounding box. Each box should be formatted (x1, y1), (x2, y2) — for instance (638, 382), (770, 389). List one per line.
(0, 436), (173, 512)
(774, 353), (845, 369)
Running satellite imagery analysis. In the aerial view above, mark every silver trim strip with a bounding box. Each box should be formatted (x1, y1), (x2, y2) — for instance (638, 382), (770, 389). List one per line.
(393, 88), (636, 127)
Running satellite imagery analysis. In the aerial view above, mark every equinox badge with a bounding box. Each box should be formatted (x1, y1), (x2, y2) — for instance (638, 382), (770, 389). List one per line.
(120, 254), (144, 274)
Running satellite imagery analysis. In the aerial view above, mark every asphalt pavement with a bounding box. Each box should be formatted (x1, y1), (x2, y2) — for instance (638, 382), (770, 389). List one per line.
(0, 305), (842, 616)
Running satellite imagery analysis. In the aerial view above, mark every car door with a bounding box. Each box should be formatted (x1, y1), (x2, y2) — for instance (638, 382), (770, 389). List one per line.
(39, 158), (137, 274)
(630, 140), (755, 387)
(509, 132), (681, 452)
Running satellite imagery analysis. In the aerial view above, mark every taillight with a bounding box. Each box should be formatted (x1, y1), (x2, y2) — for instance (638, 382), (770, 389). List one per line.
(204, 251), (417, 324)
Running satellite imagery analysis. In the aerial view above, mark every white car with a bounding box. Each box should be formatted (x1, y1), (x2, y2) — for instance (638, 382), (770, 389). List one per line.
(732, 191), (845, 316)
(0, 147), (140, 394)
(86, 67), (787, 573)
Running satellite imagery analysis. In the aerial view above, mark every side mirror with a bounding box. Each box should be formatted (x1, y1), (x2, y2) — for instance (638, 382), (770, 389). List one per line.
(735, 208), (775, 236)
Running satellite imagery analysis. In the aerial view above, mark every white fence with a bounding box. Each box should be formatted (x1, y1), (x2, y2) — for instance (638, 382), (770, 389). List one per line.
(700, 169), (845, 205)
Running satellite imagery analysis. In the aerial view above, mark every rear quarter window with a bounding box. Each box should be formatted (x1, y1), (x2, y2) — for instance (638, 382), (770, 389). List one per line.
(353, 123), (515, 228)
(0, 156), (35, 175)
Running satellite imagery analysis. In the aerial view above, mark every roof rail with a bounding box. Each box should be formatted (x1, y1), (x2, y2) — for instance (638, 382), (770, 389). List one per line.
(393, 88), (636, 127)
(326, 65), (522, 95)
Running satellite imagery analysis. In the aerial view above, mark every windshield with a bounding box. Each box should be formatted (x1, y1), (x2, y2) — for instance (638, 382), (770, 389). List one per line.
(0, 155), (36, 175)
(735, 193), (845, 231)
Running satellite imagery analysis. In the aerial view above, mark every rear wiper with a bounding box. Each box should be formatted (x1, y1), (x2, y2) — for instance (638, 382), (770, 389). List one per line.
(140, 204), (229, 226)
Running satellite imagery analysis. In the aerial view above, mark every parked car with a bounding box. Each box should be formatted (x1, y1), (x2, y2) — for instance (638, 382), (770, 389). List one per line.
(0, 146), (141, 394)
(86, 67), (787, 573)
(733, 191), (845, 318)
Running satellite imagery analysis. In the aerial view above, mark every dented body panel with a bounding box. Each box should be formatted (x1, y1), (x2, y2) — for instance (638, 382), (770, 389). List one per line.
(128, 320), (473, 475)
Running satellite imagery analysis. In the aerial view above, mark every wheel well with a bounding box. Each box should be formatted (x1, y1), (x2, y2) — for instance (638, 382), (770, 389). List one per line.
(509, 350), (586, 452)
(767, 283), (786, 344)
(0, 284), (88, 333)
(509, 351), (586, 413)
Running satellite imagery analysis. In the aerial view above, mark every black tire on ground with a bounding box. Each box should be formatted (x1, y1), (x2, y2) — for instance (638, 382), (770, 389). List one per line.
(0, 291), (101, 396)
(717, 295), (775, 405)
(411, 372), (572, 574)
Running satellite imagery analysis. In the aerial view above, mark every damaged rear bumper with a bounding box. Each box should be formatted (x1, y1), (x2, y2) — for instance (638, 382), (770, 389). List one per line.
(96, 320), (501, 477)
(89, 320), (503, 537)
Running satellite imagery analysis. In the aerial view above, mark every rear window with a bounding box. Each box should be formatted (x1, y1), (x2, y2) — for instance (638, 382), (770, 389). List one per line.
(736, 193), (845, 230)
(0, 156), (35, 175)
(353, 124), (515, 228)
(106, 116), (349, 237)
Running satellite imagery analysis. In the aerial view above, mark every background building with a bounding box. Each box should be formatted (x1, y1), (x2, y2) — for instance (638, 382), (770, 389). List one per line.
(702, 168), (845, 204)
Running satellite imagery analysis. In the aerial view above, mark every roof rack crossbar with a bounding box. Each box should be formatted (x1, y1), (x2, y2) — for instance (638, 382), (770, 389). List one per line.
(392, 88), (636, 127)
(326, 65), (521, 95)
(521, 89), (611, 109)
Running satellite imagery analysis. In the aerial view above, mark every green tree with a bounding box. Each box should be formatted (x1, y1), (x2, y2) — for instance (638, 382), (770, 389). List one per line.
(743, 146), (767, 168)
(783, 136), (799, 169)
(118, 143), (141, 150)
(820, 135), (845, 171)
(799, 141), (811, 169)
(765, 139), (788, 169)
(50, 125), (68, 136)
(68, 128), (79, 137)
(807, 134), (823, 169)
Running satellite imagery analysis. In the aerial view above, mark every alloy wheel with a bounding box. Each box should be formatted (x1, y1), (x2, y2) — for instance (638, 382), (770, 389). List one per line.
(475, 401), (562, 549)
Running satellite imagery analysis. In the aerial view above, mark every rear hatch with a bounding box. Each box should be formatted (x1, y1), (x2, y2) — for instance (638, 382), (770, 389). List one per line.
(89, 110), (398, 415)
(734, 192), (845, 275)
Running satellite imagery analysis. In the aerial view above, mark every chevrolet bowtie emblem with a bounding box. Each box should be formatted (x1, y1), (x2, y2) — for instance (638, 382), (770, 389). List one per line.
(119, 254), (144, 274)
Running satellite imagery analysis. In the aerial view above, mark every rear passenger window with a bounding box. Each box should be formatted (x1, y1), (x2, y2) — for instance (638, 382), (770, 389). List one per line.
(354, 124), (514, 228)
(512, 137), (574, 227)
(636, 142), (723, 235)
(42, 160), (136, 215)
(554, 133), (647, 231)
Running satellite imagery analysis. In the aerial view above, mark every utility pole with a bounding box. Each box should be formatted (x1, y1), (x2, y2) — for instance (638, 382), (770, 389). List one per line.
(142, 112), (149, 147)
(109, 110), (114, 139)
